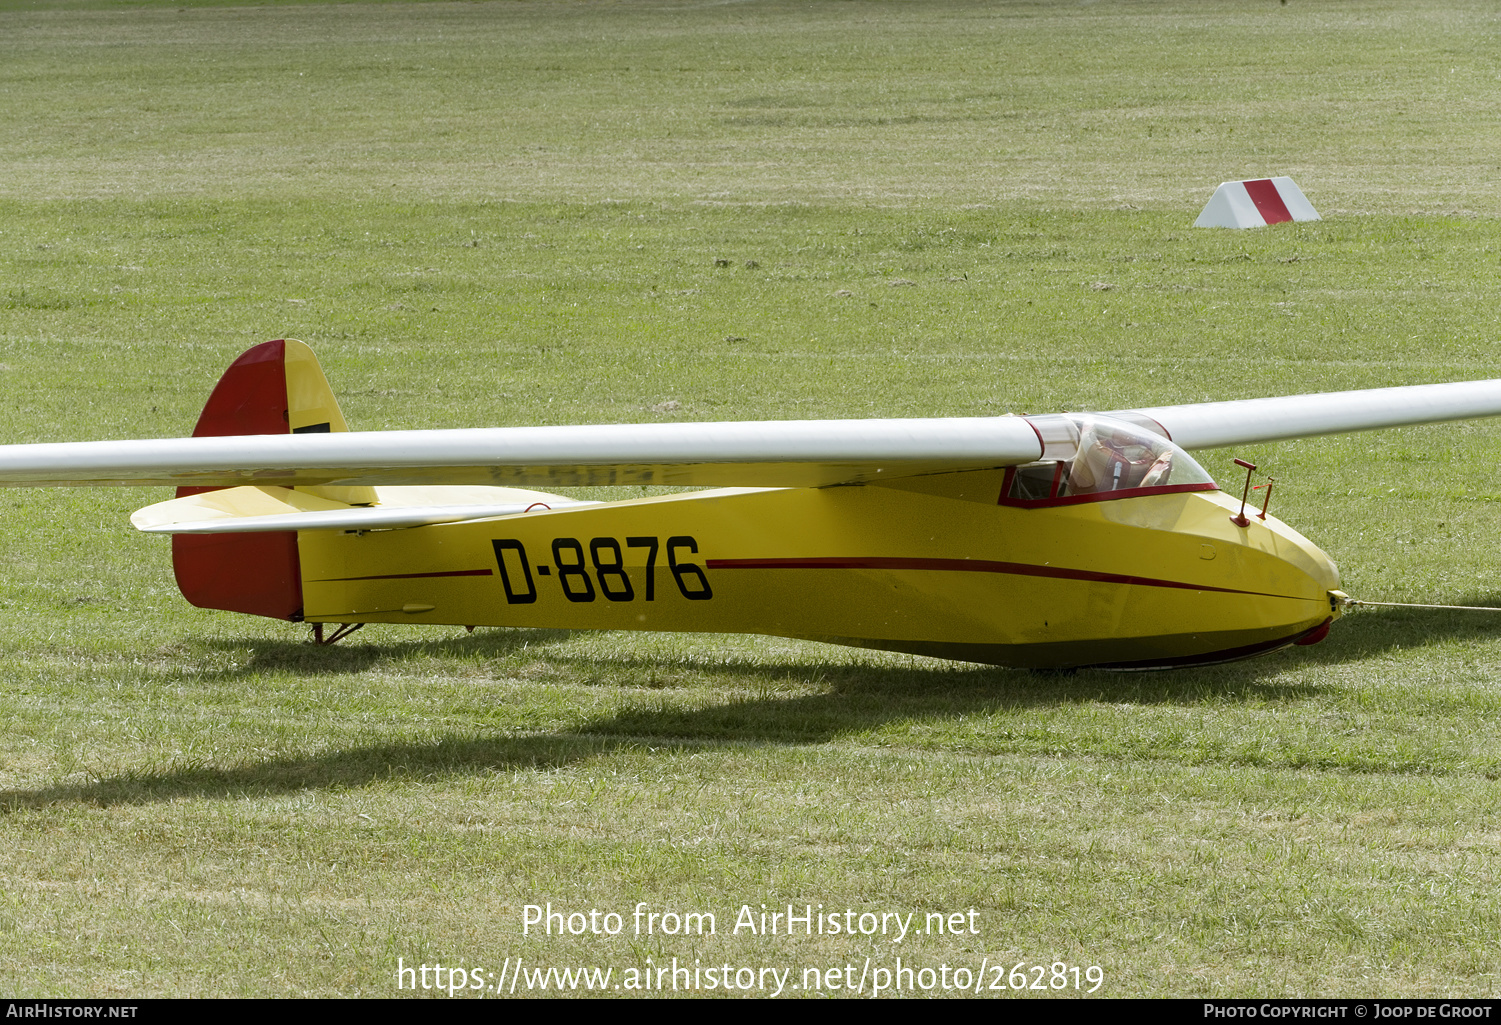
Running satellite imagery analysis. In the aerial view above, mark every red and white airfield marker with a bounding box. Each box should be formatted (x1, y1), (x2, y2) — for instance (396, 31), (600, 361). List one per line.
(1194, 177), (1320, 228)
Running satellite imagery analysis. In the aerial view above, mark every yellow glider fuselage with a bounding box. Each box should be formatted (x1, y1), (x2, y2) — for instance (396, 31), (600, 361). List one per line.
(295, 472), (1339, 670)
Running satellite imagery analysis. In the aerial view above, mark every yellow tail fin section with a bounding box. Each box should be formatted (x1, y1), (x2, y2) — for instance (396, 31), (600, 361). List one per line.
(282, 340), (375, 506)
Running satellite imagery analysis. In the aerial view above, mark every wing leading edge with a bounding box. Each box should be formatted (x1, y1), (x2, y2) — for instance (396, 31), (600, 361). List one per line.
(2, 378), (1500, 491)
(1118, 379), (1501, 450)
(0, 417), (1048, 490)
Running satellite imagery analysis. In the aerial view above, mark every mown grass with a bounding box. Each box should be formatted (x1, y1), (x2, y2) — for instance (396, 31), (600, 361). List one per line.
(2, 0), (1501, 999)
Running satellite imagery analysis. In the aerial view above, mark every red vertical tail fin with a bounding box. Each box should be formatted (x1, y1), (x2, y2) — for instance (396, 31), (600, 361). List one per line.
(172, 340), (353, 621)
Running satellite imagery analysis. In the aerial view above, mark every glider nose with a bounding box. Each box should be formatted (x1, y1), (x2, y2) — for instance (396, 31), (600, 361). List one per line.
(1295, 588), (1352, 647)
(1234, 508), (1343, 645)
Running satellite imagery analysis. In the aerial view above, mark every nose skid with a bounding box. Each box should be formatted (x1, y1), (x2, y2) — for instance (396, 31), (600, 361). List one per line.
(1293, 589), (1352, 648)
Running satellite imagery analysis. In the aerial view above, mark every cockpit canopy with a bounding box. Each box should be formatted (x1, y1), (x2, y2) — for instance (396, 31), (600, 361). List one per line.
(1002, 414), (1218, 506)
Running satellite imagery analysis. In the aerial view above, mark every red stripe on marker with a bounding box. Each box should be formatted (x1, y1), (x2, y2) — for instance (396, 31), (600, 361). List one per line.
(1242, 179), (1293, 225)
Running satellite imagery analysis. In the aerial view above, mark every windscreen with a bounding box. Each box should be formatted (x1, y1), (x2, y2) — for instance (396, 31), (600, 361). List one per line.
(1003, 415), (1217, 505)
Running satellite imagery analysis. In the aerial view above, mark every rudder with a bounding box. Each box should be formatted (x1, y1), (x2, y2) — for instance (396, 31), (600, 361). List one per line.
(172, 340), (360, 620)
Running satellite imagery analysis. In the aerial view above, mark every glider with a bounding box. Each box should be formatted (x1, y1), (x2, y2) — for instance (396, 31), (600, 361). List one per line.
(2, 340), (1499, 669)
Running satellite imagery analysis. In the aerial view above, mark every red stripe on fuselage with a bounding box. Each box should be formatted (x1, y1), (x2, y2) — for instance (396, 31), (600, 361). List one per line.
(315, 568), (494, 582)
(1089, 620), (1330, 669)
(705, 556), (1297, 600)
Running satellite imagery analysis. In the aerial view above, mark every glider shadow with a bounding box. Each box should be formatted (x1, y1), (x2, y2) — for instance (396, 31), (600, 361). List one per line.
(206, 626), (585, 676)
(3, 602), (1496, 811)
(0, 659), (1313, 813)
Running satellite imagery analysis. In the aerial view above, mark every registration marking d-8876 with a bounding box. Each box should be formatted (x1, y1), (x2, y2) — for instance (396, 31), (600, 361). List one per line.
(490, 535), (714, 605)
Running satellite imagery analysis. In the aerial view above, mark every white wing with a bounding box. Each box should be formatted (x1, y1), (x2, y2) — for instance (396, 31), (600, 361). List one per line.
(0, 417), (1047, 490)
(1115, 379), (1501, 449)
(3, 379), (1500, 491)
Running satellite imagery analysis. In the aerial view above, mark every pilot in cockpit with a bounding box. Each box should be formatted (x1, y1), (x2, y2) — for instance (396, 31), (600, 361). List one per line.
(1067, 420), (1174, 495)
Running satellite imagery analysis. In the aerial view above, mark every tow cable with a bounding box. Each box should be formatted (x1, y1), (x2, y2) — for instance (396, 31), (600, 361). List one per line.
(1341, 598), (1501, 613)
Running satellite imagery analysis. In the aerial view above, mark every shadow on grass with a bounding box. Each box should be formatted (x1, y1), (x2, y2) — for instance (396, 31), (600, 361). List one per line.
(208, 626), (583, 676)
(0, 660), (1317, 811)
(1287, 591), (1501, 667)
(0, 733), (625, 812)
(194, 593), (1501, 685)
(5, 604), (1497, 811)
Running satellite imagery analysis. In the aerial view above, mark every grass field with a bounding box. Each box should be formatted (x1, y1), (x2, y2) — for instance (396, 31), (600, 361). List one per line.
(3, 0), (1501, 999)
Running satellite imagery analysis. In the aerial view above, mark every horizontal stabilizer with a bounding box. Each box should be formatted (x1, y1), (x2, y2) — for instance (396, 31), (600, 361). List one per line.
(131, 485), (592, 534)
